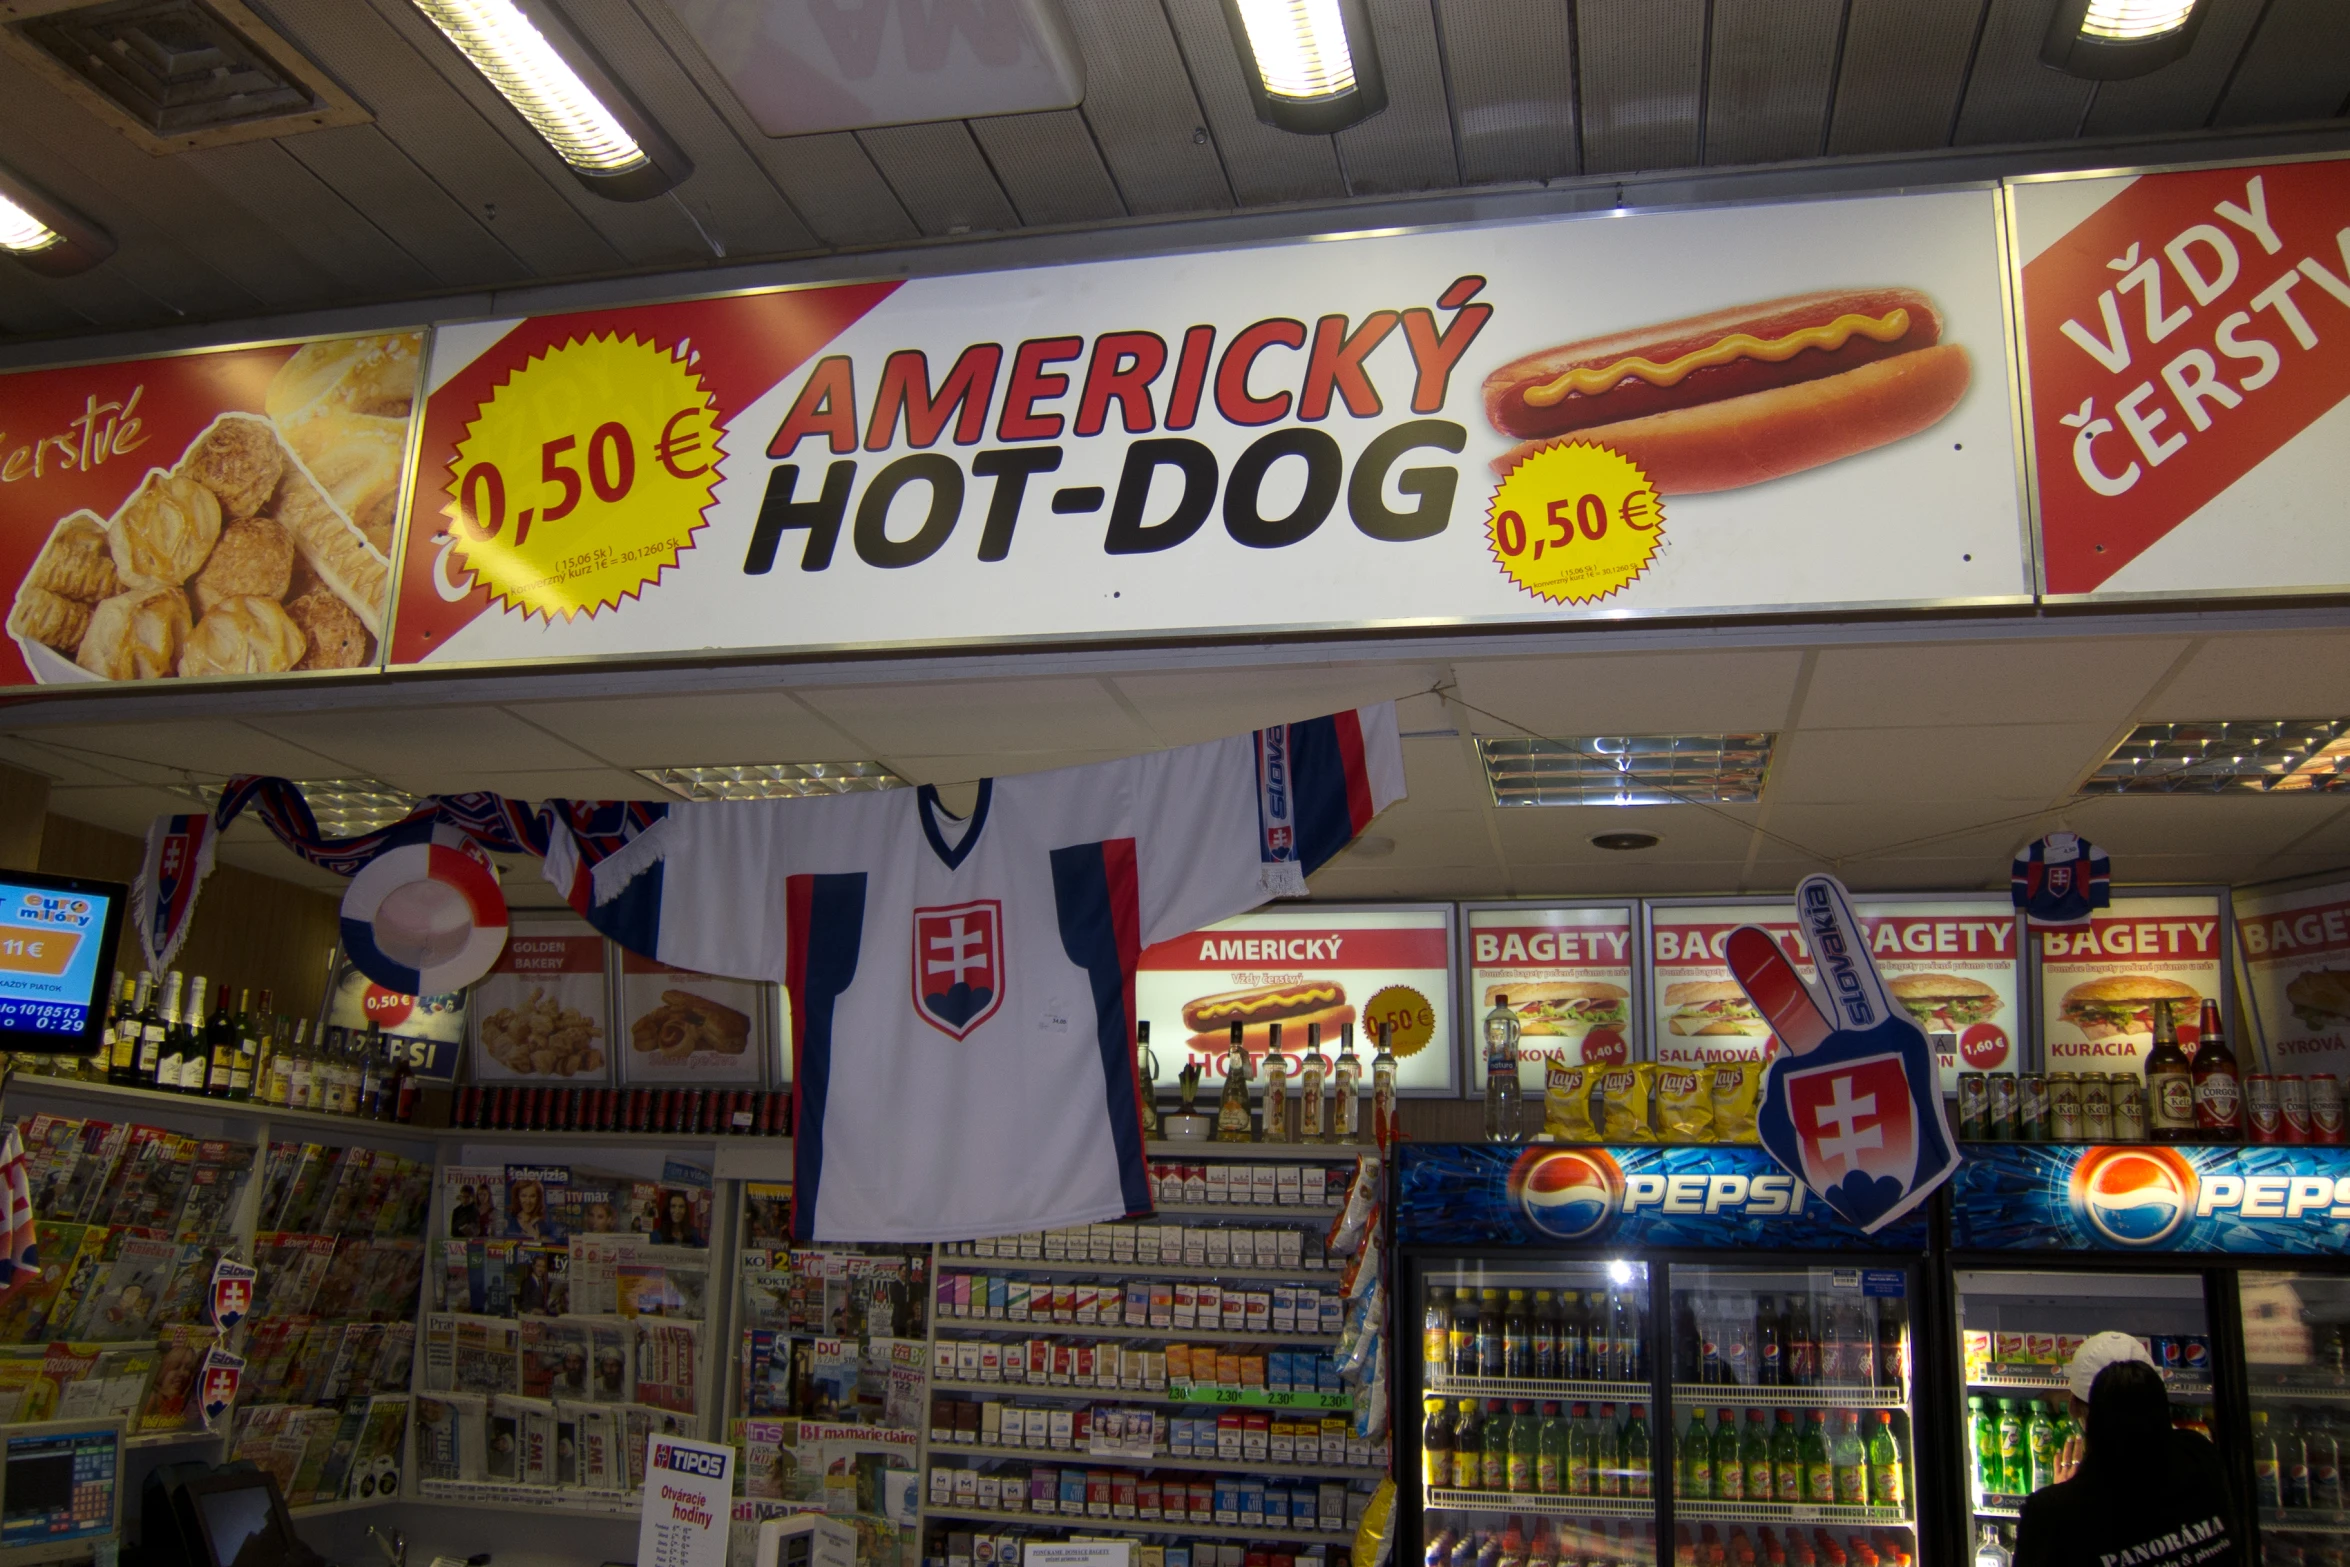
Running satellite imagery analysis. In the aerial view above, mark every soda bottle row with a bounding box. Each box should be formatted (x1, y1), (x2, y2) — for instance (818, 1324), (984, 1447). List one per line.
(1966, 1396), (2074, 1501)
(1671, 1293), (1907, 1390)
(1424, 1520), (1653, 1567)
(1672, 1524), (1914, 1567)
(1427, 1286), (1649, 1385)
(1671, 1406), (1907, 1513)
(2253, 1406), (2349, 1512)
(1422, 1399), (1653, 1499)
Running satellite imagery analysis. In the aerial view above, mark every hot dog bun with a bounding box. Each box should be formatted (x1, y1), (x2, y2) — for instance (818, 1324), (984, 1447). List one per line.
(1182, 982), (1347, 1034)
(1491, 344), (1972, 493)
(1485, 288), (1945, 441)
(1188, 1004), (1356, 1058)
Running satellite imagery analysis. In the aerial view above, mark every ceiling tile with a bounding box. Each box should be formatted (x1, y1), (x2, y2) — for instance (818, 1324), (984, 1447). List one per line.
(1108, 666), (1442, 747)
(2066, 794), (2348, 857)
(43, 785), (203, 839)
(517, 693), (865, 768)
(1392, 737), (1491, 814)
(858, 122), (1023, 237)
(1800, 639), (2185, 728)
(1331, 0), (1460, 195)
(278, 125), (531, 289)
(1052, 0), (1232, 215)
(180, 141), (439, 301)
(1577, 0), (1706, 174)
(377, 765), (663, 800)
(2141, 633), (2350, 719)
(243, 708), (602, 776)
(1762, 800), (2053, 863)
(2080, 0), (2267, 136)
(1827, 0), (1986, 155)
(19, 721), (342, 780)
(1705, 0), (1843, 165)
(1435, 0), (1577, 184)
(212, 840), (346, 893)
(1495, 802), (1756, 863)
(1511, 862), (1750, 896)
(970, 111), (1128, 228)
(1305, 864), (1500, 899)
(2276, 806), (2350, 855)
(2213, 0), (2350, 126)
(1951, 0), (2097, 146)
(879, 751), (1133, 785)
(801, 677), (1157, 754)
(1777, 857), (2012, 893)
(0, 735), (144, 788)
(1340, 806), (1495, 869)
(1453, 649), (1805, 735)
(1768, 722), (2113, 802)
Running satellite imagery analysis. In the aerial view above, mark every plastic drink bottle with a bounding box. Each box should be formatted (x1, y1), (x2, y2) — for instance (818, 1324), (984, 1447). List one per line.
(1714, 1409), (1743, 1501)
(1773, 1410), (1802, 1503)
(1624, 1404), (1653, 1499)
(1509, 1401), (1539, 1494)
(2253, 1411), (2282, 1509)
(2026, 1401), (2057, 1493)
(1682, 1407), (1713, 1500)
(1744, 1409), (1773, 1503)
(1536, 1401), (1565, 1495)
(1831, 1411), (1866, 1505)
(1801, 1412), (1834, 1504)
(1996, 1400), (2025, 1496)
(1868, 1410), (1905, 1510)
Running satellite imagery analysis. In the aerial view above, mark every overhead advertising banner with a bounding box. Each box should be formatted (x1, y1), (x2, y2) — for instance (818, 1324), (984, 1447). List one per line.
(1135, 905), (1455, 1096)
(389, 188), (2023, 668)
(1462, 903), (1635, 1090)
(2012, 155), (2350, 599)
(1650, 898), (2019, 1090)
(0, 332), (421, 686)
(2038, 894), (2224, 1078)
(1393, 1143), (1927, 1251)
(1952, 1142), (2350, 1256)
(2236, 879), (2350, 1080)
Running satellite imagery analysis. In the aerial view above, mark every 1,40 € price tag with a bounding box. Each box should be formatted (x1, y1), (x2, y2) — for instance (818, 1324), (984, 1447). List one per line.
(1486, 441), (1664, 605)
(448, 333), (723, 620)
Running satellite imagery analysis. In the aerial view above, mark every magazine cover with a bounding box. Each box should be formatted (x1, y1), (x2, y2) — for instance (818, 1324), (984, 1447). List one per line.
(139, 1325), (211, 1432)
(348, 1396), (409, 1500)
(452, 1316), (520, 1396)
(70, 1235), (176, 1341)
(515, 1245), (569, 1317)
(587, 1319), (630, 1403)
(520, 1319), (590, 1400)
(416, 1392), (485, 1482)
(744, 1182), (791, 1245)
(743, 1419), (793, 1499)
(633, 1320), (699, 1414)
(504, 1166), (570, 1243)
(306, 1403), (370, 1503)
(552, 1169), (630, 1236)
(567, 1233), (644, 1317)
(441, 1165), (505, 1239)
(573, 1403), (622, 1490)
(616, 1251), (709, 1320)
(484, 1398), (520, 1482)
(463, 1239), (521, 1316)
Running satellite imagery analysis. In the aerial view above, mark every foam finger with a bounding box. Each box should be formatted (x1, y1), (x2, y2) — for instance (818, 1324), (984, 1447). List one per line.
(1726, 926), (1832, 1055)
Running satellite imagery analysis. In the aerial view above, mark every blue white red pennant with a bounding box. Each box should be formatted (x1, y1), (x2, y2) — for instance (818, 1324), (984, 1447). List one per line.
(1728, 873), (1962, 1234)
(133, 812), (219, 976)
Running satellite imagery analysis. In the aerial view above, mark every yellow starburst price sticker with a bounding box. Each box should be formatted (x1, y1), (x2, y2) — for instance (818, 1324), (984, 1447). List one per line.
(1362, 984), (1436, 1059)
(448, 332), (722, 620)
(1486, 441), (1664, 605)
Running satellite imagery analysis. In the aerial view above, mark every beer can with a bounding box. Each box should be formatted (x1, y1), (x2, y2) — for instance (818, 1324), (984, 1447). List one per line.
(2313, 1074), (2347, 1146)
(1987, 1072), (2019, 1140)
(2049, 1073), (2083, 1142)
(2247, 1074), (2284, 1144)
(1957, 1073), (1989, 1140)
(2181, 1335), (2211, 1372)
(2081, 1074), (2115, 1140)
(2019, 1073), (2050, 1141)
(2112, 1074), (2147, 1142)
(456, 1084), (480, 1128)
(2281, 1075), (2314, 1144)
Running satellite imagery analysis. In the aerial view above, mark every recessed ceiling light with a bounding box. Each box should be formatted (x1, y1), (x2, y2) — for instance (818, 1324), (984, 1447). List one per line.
(174, 778), (419, 836)
(1479, 735), (1775, 807)
(2083, 720), (2350, 794)
(637, 762), (910, 802)
(1590, 832), (1659, 852)
(408, 0), (690, 199)
(1220, 0), (1387, 134)
(2042, 0), (2207, 77)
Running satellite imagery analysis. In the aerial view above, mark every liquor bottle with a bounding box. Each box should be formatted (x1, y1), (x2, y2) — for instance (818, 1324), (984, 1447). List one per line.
(1332, 1022), (1362, 1143)
(1422, 1398), (1453, 1489)
(205, 986), (240, 1097)
(1261, 1023), (1291, 1144)
(1483, 994), (1524, 1142)
(1298, 1022), (1328, 1142)
(2192, 997), (2243, 1139)
(1215, 1022), (1254, 1141)
(107, 972), (144, 1086)
(1622, 1404), (1652, 1498)
(1134, 1021), (1159, 1139)
(1479, 1399), (1507, 1492)
(1680, 1406), (1712, 1500)
(1830, 1411), (1866, 1505)
(1508, 1400), (1539, 1494)
(358, 1023), (387, 1117)
(1743, 1409), (1774, 1504)
(1565, 1402), (1593, 1496)
(1451, 1399), (1481, 1491)
(1713, 1409), (1743, 1501)
(230, 991), (264, 1101)
(1868, 1410), (1906, 1510)
(1536, 1401), (1565, 1495)
(155, 973), (192, 1091)
(288, 1020), (317, 1112)
(1373, 1020), (1399, 1147)
(2146, 1000), (2196, 1142)
(135, 972), (172, 1088)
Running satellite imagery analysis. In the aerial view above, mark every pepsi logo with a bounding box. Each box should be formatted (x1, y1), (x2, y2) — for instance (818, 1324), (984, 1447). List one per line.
(1509, 1149), (1622, 1241)
(2070, 1146), (2197, 1247)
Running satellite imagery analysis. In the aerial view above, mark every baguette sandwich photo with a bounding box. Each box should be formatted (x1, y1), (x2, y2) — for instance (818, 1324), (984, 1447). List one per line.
(1663, 980), (1771, 1037)
(2058, 975), (2202, 1041)
(1483, 981), (1629, 1036)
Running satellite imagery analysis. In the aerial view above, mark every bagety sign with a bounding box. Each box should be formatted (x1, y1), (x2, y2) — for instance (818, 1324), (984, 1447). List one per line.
(2014, 156), (2350, 598)
(1952, 1142), (2350, 1255)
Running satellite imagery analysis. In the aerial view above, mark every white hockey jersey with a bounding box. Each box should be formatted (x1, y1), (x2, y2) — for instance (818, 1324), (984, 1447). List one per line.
(575, 703), (1405, 1241)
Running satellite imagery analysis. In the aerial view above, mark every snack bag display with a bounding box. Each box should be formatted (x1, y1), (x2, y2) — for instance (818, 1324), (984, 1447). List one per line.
(1598, 1065), (1655, 1143)
(1542, 1063), (1598, 1142)
(1654, 1067), (1714, 1142)
(1709, 1062), (1761, 1144)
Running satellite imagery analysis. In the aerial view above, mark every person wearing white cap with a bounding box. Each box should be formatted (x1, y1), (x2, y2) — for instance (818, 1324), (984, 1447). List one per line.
(2014, 1346), (2245, 1567)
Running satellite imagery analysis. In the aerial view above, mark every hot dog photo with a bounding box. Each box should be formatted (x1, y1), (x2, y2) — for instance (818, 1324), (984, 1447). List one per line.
(1181, 981), (1355, 1058)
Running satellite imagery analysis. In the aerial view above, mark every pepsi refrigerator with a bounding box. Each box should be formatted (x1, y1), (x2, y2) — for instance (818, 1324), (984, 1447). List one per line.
(1395, 1144), (1950, 1567)
(1943, 1140), (2350, 1564)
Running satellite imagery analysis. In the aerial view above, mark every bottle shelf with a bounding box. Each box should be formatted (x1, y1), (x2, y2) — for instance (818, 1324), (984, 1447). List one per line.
(921, 1504), (1354, 1544)
(1970, 1372), (2211, 1399)
(945, 1258), (1337, 1282)
(933, 1381), (1353, 1411)
(1428, 1377), (1647, 1403)
(1675, 1500), (1911, 1527)
(1974, 1504), (2022, 1520)
(933, 1444), (1385, 1479)
(1422, 1489), (1651, 1519)
(942, 1321), (1336, 1346)
(2250, 1380), (2350, 1401)
(2261, 1508), (2350, 1536)
(1668, 1383), (1909, 1410)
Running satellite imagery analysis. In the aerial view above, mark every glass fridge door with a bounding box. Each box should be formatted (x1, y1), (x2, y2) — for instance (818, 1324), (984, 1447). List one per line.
(1416, 1259), (1657, 1565)
(1665, 1263), (1918, 1567)
(1952, 1269), (2215, 1559)
(2239, 1269), (2350, 1554)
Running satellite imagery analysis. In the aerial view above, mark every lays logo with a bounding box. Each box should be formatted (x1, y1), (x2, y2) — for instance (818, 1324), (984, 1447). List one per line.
(2068, 1145), (2197, 1247)
(1508, 1149), (1624, 1241)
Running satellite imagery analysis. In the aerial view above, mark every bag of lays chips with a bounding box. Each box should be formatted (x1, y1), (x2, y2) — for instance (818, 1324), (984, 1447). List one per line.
(1654, 1066), (1714, 1142)
(1598, 1064), (1655, 1142)
(1543, 1063), (1597, 1142)
(1710, 1061), (1761, 1144)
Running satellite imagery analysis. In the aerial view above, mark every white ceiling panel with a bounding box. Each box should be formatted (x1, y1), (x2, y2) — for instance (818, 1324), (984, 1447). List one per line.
(0, 736), (143, 788)
(377, 764), (663, 801)
(801, 676), (1157, 753)
(1494, 802), (1758, 862)
(1767, 722), (2113, 803)
(859, 123), (1024, 237)
(24, 721), (340, 780)
(1108, 666), (1440, 746)
(212, 840), (345, 893)
(2274, 806), (2350, 855)
(512, 692), (864, 768)
(1762, 800), (2054, 863)
(1827, 0), (1987, 155)
(44, 784), (203, 839)
(1159, 0), (1348, 204)
(1393, 737), (1491, 814)
(1453, 649), (1806, 736)
(1050, 0), (1233, 215)
(245, 708), (603, 776)
(2066, 795), (2349, 857)
(2141, 633), (2350, 719)
(1339, 806), (1495, 868)
(1800, 639), (2184, 729)
(1513, 861), (1753, 896)
(878, 751), (1133, 786)
(1306, 863), (1505, 899)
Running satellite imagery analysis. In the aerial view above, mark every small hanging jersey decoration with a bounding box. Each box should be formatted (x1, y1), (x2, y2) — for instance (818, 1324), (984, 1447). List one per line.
(0, 1127), (31, 1288)
(2012, 832), (2111, 928)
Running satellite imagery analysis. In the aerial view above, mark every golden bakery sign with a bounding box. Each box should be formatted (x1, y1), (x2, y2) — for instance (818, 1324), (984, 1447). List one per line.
(0, 332), (419, 685)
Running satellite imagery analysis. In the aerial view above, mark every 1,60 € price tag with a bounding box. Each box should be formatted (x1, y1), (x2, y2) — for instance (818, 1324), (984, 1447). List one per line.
(448, 333), (723, 620)
(1486, 441), (1664, 605)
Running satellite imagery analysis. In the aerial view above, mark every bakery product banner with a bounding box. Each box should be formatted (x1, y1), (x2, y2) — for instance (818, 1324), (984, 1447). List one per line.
(2013, 154), (2350, 599)
(390, 188), (2023, 667)
(0, 333), (418, 686)
(2235, 878), (2350, 1080)
(1462, 903), (1635, 1089)
(1135, 905), (1456, 1095)
(2037, 893), (2225, 1079)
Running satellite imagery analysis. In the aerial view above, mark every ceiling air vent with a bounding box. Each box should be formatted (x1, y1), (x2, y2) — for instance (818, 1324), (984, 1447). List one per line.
(3, 0), (368, 153)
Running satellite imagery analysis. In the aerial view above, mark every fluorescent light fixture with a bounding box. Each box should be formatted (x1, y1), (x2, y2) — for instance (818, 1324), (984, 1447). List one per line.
(0, 194), (58, 254)
(637, 762), (910, 803)
(1479, 735), (1775, 808)
(2042, 0), (2207, 77)
(0, 164), (111, 277)
(409, 0), (689, 199)
(175, 778), (420, 836)
(1220, 0), (1387, 134)
(2083, 721), (2350, 795)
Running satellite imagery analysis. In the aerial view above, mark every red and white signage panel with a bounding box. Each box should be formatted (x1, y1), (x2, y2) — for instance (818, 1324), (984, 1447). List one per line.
(2236, 879), (2350, 1082)
(2013, 155), (2350, 599)
(1464, 904), (1635, 1089)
